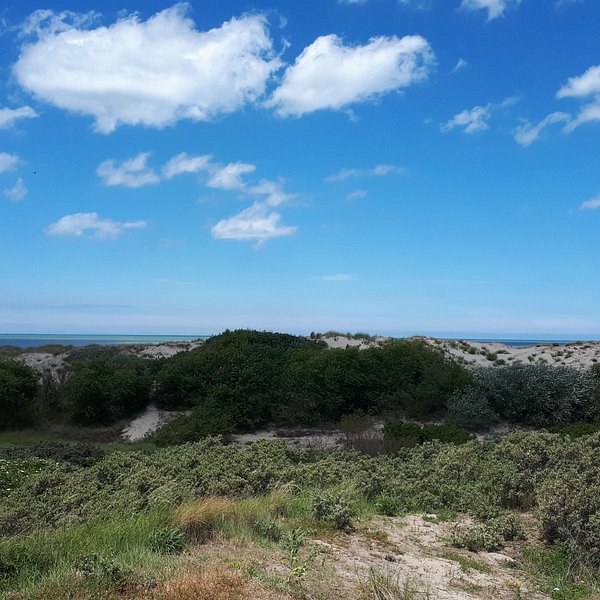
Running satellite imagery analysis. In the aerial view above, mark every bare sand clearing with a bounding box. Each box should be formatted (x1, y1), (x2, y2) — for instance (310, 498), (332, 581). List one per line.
(121, 404), (189, 442)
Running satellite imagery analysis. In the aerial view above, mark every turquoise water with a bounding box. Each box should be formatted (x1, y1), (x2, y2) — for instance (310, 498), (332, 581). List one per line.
(0, 334), (209, 348)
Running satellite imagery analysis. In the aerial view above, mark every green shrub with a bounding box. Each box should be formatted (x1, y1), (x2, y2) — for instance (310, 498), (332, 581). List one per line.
(449, 365), (599, 429)
(0, 442), (106, 467)
(374, 493), (399, 516)
(0, 359), (38, 428)
(311, 492), (355, 532)
(61, 352), (152, 425)
(149, 402), (235, 446)
(383, 421), (474, 445)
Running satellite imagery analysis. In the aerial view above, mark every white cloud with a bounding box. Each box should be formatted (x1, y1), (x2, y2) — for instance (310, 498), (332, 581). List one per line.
(338, 0), (368, 4)
(325, 164), (404, 182)
(0, 153), (19, 173)
(3, 178), (27, 202)
(452, 58), (468, 72)
(557, 65), (600, 98)
(398, 0), (432, 9)
(441, 104), (491, 134)
(162, 152), (212, 179)
(346, 190), (368, 201)
(460, 0), (522, 20)
(247, 179), (296, 206)
(557, 65), (600, 132)
(321, 274), (355, 281)
(207, 162), (256, 191)
(513, 112), (571, 146)
(267, 34), (434, 117)
(14, 5), (280, 133)
(97, 153), (159, 188)
(45, 212), (147, 239)
(580, 194), (600, 210)
(211, 201), (297, 246)
(0, 106), (38, 128)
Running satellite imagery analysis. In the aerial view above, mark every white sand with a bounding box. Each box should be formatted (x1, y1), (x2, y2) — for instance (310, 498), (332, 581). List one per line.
(121, 404), (188, 442)
(418, 336), (600, 370)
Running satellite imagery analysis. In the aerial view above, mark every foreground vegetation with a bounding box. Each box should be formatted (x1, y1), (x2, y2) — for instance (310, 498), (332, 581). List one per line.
(3, 330), (600, 597)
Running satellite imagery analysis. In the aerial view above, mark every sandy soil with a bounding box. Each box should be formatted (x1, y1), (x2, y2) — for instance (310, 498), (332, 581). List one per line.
(419, 337), (600, 370)
(121, 404), (189, 442)
(312, 514), (547, 599)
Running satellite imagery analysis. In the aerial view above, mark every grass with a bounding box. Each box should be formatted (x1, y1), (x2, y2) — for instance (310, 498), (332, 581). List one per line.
(440, 550), (493, 574)
(0, 510), (174, 598)
(357, 568), (433, 599)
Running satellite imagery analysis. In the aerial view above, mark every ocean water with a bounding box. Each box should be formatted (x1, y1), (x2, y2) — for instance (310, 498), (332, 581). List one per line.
(0, 334), (209, 348)
(463, 338), (591, 347)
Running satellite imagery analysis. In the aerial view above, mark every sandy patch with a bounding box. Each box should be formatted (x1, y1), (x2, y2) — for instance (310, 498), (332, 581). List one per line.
(121, 404), (188, 442)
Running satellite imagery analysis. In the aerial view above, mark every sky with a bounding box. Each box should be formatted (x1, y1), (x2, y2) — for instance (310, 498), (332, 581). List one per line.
(0, 0), (599, 338)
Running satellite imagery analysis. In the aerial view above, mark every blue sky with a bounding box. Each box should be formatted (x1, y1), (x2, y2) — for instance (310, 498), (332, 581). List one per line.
(1, 0), (599, 337)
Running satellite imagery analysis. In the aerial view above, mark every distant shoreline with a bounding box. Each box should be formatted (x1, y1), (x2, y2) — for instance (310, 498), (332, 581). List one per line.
(1, 333), (599, 349)
(0, 334), (209, 349)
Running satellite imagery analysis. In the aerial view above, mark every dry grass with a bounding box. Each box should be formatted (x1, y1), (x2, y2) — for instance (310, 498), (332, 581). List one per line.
(157, 567), (249, 600)
(175, 497), (238, 542)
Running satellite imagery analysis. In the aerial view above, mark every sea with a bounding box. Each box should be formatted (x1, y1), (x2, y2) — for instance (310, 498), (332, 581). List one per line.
(0, 333), (595, 349)
(0, 334), (209, 349)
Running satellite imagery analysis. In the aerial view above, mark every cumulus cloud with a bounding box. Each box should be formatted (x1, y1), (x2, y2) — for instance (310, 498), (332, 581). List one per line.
(325, 164), (404, 182)
(441, 104), (492, 134)
(0, 153), (19, 173)
(97, 153), (160, 188)
(14, 5), (280, 133)
(267, 34), (434, 117)
(207, 162), (257, 191)
(211, 201), (297, 246)
(398, 0), (432, 9)
(580, 194), (600, 210)
(45, 212), (147, 239)
(513, 112), (571, 146)
(460, 0), (522, 20)
(162, 152), (212, 179)
(557, 65), (600, 132)
(3, 178), (27, 202)
(0, 106), (38, 128)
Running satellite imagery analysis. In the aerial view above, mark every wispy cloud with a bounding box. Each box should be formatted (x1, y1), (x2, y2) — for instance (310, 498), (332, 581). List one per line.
(3, 178), (27, 202)
(557, 64), (600, 133)
(514, 112), (571, 146)
(579, 194), (600, 210)
(460, 0), (522, 20)
(452, 58), (468, 72)
(441, 104), (491, 134)
(207, 162), (256, 191)
(0, 106), (38, 128)
(97, 153), (160, 188)
(162, 153), (212, 179)
(45, 212), (147, 239)
(320, 274), (355, 281)
(325, 164), (404, 183)
(0, 153), (19, 173)
(346, 190), (368, 201)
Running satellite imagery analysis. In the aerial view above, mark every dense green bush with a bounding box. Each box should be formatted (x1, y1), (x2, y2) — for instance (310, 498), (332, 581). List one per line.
(152, 330), (470, 431)
(0, 442), (106, 467)
(0, 433), (600, 560)
(149, 402), (235, 446)
(448, 364), (599, 429)
(61, 350), (152, 425)
(383, 421), (474, 445)
(0, 359), (38, 428)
